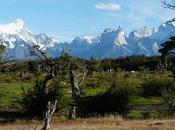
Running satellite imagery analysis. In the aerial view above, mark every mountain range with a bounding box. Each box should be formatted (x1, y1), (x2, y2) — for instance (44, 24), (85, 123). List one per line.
(0, 19), (175, 60)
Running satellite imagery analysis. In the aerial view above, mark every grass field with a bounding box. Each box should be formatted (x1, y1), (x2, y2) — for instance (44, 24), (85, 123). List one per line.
(0, 71), (173, 121)
(0, 70), (174, 130)
(1, 117), (175, 130)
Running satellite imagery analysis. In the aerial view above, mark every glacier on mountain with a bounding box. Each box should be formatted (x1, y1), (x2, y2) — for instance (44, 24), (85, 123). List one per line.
(0, 19), (175, 60)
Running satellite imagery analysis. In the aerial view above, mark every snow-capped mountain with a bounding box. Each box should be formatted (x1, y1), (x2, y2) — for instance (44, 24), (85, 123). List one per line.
(0, 19), (175, 60)
(88, 27), (131, 58)
(127, 27), (158, 56)
(0, 19), (60, 59)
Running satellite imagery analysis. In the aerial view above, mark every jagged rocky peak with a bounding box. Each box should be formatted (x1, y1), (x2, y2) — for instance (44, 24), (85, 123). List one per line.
(0, 18), (175, 59)
(82, 36), (95, 43)
(73, 36), (87, 42)
(71, 35), (94, 46)
(115, 29), (127, 46)
(0, 19), (60, 60)
(0, 19), (25, 35)
(101, 27), (117, 37)
(158, 20), (175, 35)
(151, 20), (175, 44)
(102, 26), (123, 34)
(162, 19), (175, 27)
(14, 19), (25, 28)
(36, 34), (57, 45)
(100, 26), (127, 46)
(133, 26), (153, 37)
(36, 34), (49, 40)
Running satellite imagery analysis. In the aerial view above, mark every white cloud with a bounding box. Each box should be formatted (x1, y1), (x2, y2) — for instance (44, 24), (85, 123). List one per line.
(104, 0), (175, 31)
(95, 2), (120, 11)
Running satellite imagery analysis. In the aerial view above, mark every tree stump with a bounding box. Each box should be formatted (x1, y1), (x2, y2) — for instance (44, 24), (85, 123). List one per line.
(69, 106), (76, 120)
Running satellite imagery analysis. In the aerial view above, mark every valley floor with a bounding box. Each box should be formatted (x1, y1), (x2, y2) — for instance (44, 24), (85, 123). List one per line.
(0, 118), (175, 130)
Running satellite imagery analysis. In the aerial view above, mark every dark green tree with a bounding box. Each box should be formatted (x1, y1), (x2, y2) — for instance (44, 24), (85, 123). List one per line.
(159, 36), (175, 114)
(159, 37), (175, 68)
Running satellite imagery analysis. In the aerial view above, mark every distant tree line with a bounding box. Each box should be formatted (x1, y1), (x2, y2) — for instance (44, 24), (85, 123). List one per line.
(1, 55), (174, 74)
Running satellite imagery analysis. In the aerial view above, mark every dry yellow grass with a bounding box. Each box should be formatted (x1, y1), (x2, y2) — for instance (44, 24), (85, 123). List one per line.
(1, 117), (175, 130)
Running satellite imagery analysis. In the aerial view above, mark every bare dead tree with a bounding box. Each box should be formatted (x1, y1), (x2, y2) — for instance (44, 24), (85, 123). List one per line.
(30, 46), (87, 119)
(31, 45), (87, 98)
(69, 69), (87, 99)
(162, 0), (175, 10)
(30, 45), (49, 60)
(69, 68), (87, 119)
(162, 1), (175, 24)
(78, 67), (87, 86)
(30, 46), (66, 92)
(41, 100), (57, 130)
(69, 106), (77, 119)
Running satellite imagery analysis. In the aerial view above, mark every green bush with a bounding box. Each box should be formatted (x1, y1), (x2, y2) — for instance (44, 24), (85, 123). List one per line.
(142, 76), (173, 97)
(77, 83), (130, 117)
(22, 78), (66, 118)
(162, 84), (175, 114)
(22, 80), (48, 118)
(51, 78), (67, 115)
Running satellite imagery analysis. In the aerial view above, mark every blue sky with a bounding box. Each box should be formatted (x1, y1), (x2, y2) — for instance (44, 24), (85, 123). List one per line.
(0, 0), (175, 42)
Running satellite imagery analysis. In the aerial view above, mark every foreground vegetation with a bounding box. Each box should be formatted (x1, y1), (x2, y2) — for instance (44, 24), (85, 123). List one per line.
(1, 117), (175, 130)
(1, 34), (175, 130)
(0, 55), (175, 122)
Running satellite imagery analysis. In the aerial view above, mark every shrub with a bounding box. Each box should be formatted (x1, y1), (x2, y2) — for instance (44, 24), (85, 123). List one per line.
(142, 76), (173, 97)
(22, 80), (48, 118)
(22, 78), (66, 118)
(77, 83), (130, 117)
(162, 84), (175, 114)
(51, 78), (67, 114)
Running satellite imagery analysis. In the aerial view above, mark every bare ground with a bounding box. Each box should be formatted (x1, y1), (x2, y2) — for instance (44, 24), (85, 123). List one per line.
(1, 117), (175, 130)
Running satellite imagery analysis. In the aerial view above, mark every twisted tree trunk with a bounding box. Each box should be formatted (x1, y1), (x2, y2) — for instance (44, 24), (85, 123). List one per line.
(69, 70), (83, 99)
(69, 69), (86, 119)
(41, 100), (57, 130)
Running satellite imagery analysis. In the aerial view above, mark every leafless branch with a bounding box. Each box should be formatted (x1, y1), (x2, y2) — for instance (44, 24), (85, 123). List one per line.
(30, 45), (50, 60)
(162, 1), (175, 10)
(78, 67), (88, 86)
